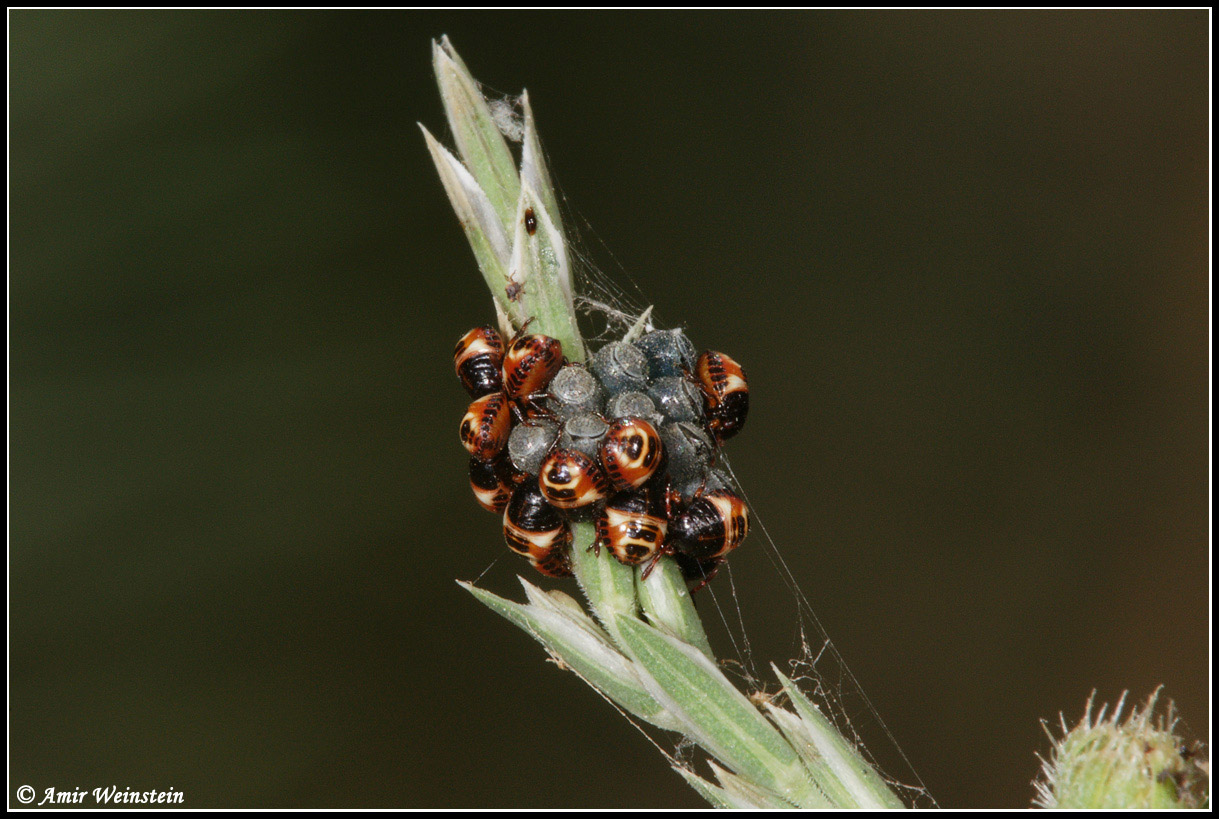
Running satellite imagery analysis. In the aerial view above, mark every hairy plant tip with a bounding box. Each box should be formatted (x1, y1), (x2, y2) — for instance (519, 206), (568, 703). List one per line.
(1033, 688), (1209, 809)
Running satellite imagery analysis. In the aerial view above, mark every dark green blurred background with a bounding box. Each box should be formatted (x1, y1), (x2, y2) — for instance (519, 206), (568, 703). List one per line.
(10, 10), (1208, 808)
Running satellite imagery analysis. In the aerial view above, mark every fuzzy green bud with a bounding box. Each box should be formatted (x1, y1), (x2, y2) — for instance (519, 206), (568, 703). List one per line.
(1034, 690), (1208, 809)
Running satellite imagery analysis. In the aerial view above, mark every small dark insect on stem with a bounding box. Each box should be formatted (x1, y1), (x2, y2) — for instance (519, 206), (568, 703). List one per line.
(524, 207), (537, 235)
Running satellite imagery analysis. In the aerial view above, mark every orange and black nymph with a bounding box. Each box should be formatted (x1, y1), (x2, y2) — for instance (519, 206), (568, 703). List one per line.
(668, 489), (749, 561)
(459, 392), (512, 461)
(599, 417), (664, 491)
(694, 351), (749, 442)
(502, 483), (573, 577)
(595, 486), (669, 567)
(538, 448), (610, 510)
(502, 331), (564, 403)
(468, 455), (513, 513)
(453, 325), (505, 398)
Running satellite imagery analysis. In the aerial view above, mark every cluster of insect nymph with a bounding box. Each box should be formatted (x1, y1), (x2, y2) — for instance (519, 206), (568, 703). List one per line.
(455, 318), (751, 591)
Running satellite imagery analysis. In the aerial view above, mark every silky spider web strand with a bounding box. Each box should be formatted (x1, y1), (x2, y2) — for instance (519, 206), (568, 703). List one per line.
(717, 457), (937, 806)
(720, 560), (759, 683)
(720, 456), (914, 787)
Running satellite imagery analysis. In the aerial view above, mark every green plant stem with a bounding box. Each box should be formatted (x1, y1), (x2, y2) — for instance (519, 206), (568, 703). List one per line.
(429, 38), (910, 809)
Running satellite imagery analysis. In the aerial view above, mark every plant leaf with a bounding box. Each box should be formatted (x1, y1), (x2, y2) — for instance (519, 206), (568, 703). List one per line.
(433, 37), (520, 232)
(613, 615), (822, 806)
(519, 91), (564, 239)
(670, 766), (738, 809)
(567, 521), (639, 645)
(634, 556), (714, 662)
(772, 666), (905, 808)
(459, 580), (682, 731)
(708, 760), (808, 809)
(764, 703), (855, 807)
(506, 183), (584, 361)
(420, 125), (512, 309)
